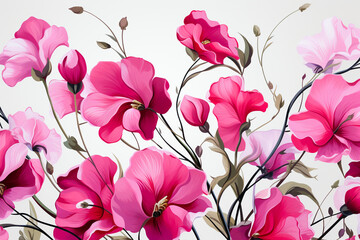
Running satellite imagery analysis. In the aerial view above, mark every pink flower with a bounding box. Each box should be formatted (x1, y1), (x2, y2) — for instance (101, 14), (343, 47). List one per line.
(0, 17), (68, 86)
(8, 108), (62, 164)
(0, 227), (8, 239)
(58, 49), (87, 85)
(54, 155), (121, 239)
(180, 95), (210, 127)
(0, 130), (44, 219)
(81, 57), (172, 143)
(288, 74), (360, 163)
(208, 76), (268, 151)
(298, 17), (360, 73)
(240, 130), (299, 179)
(177, 10), (239, 64)
(346, 162), (360, 178)
(111, 147), (212, 240)
(230, 188), (314, 240)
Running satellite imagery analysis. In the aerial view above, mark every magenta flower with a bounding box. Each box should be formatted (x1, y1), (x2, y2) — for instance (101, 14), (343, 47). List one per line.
(0, 130), (44, 219)
(58, 49), (87, 85)
(230, 188), (314, 240)
(8, 108), (62, 164)
(0, 17), (68, 86)
(81, 57), (172, 143)
(111, 147), (212, 240)
(298, 17), (360, 73)
(208, 75), (268, 151)
(54, 155), (121, 239)
(240, 130), (299, 179)
(346, 162), (360, 178)
(289, 74), (360, 163)
(0, 227), (8, 239)
(177, 10), (239, 64)
(180, 95), (210, 127)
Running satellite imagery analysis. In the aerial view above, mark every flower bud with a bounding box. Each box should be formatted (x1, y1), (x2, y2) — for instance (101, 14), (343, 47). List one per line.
(344, 186), (360, 214)
(253, 25), (261, 37)
(299, 3), (311, 12)
(180, 95), (210, 127)
(69, 6), (84, 14)
(119, 17), (128, 30)
(58, 49), (87, 85)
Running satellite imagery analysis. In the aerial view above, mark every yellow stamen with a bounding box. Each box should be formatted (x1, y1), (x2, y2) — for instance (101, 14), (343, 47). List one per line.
(152, 196), (168, 217)
(201, 39), (211, 45)
(0, 183), (5, 196)
(130, 100), (145, 111)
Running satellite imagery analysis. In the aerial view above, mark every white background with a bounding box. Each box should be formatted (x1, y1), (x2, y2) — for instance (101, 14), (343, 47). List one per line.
(1, 0), (360, 239)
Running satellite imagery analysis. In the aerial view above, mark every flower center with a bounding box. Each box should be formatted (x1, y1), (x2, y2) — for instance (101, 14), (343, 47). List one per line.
(131, 100), (145, 111)
(152, 196), (168, 218)
(251, 233), (261, 240)
(0, 183), (6, 196)
(201, 39), (211, 45)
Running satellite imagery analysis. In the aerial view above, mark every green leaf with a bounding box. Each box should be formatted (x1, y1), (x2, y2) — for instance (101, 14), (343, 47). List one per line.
(106, 34), (117, 43)
(289, 160), (317, 179)
(24, 201), (41, 240)
(108, 236), (132, 240)
(204, 211), (235, 236)
(113, 154), (124, 180)
(97, 41), (111, 49)
(185, 47), (198, 61)
(331, 180), (340, 189)
(237, 34), (253, 69)
(63, 136), (85, 152)
(279, 181), (320, 206)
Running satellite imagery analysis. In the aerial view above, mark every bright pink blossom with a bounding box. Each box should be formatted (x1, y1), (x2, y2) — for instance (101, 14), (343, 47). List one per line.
(54, 155), (121, 240)
(0, 130), (44, 219)
(0, 17), (68, 86)
(59, 49), (87, 85)
(240, 130), (299, 179)
(208, 76), (268, 151)
(81, 57), (172, 143)
(8, 108), (62, 164)
(0, 227), (8, 239)
(180, 95), (210, 127)
(111, 147), (212, 240)
(177, 10), (239, 64)
(289, 74), (360, 163)
(298, 17), (360, 73)
(230, 188), (314, 240)
(346, 162), (360, 178)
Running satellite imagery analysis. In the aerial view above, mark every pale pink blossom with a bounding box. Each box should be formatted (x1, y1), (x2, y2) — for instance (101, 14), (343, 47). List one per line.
(54, 155), (121, 239)
(177, 10), (239, 64)
(289, 74), (360, 163)
(0, 17), (68, 86)
(111, 147), (211, 240)
(298, 17), (360, 73)
(81, 57), (172, 143)
(180, 95), (210, 127)
(208, 76), (268, 151)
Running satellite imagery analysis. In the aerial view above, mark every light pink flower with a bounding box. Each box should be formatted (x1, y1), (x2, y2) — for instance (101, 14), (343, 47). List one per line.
(240, 130), (299, 179)
(111, 147), (212, 240)
(0, 130), (44, 220)
(177, 10), (239, 64)
(208, 76), (268, 151)
(0, 17), (68, 86)
(289, 74), (360, 163)
(298, 17), (360, 73)
(58, 49), (87, 85)
(346, 162), (360, 178)
(8, 108), (62, 164)
(0, 227), (8, 239)
(180, 95), (210, 127)
(54, 155), (121, 240)
(230, 188), (314, 240)
(81, 57), (172, 143)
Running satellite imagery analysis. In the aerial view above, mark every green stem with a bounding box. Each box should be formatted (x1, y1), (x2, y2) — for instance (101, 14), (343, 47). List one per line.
(32, 195), (56, 218)
(34, 152), (61, 193)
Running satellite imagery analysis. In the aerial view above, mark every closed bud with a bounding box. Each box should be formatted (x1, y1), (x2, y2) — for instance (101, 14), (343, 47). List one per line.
(299, 3), (311, 12)
(58, 49), (87, 85)
(119, 17), (128, 30)
(267, 81), (273, 89)
(97, 41), (111, 49)
(69, 6), (84, 14)
(253, 25), (261, 37)
(46, 161), (54, 175)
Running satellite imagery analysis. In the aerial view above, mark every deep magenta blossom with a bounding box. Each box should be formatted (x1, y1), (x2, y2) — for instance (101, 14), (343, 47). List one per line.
(0, 17), (68, 86)
(81, 57), (172, 143)
(240, 130), (299, 179)
(208, 75), (268, 151)
(346, 162), (360, 178)
(177, 10), (239, 64)
(180, 95), (210, 127)
(298, 17), (360, 73)
(0, 130), (44, 219)
(8, 108), (62, 164)
(289, 75), (360, 163)
(58, 49), (87, 85)
(230, 188), (314, 240)
(111, 147), (212, 240)
(54, 155), (121, 240)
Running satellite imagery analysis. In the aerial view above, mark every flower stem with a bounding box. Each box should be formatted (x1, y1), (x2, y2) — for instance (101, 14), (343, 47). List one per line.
(192, 226), (200, 240)
(34, 152), (61, 193)
(317, 215), (345, 240)
(32, 195), (56, 218)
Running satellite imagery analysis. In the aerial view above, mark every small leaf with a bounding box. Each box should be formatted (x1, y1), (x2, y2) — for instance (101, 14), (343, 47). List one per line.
(97, 41), (111, 49)
(113, 155), (124, 180)
(279, 182), (320, 207)
(31, 68), (44, 82)
(263, 42), (273, 52)
(185, 47), (199, 61)
(237, 34), (253, 69)
(331, 180), (340, 189)
(108, 236), (132, 240)
(345, 225), (354, 238)
(175, 86), (179, 94)
(63, 136), (85, 152)
(24, 201), (41, 240)
(337, 160), (345, 177)
(299, 3), (311, 12)
(338, 228), (345, 238)
(215, 130), (225, 151)
(275, 94), (284, 110)
(290, 160), (317, 179)
(195, 146), (203, 157)
(106, 34), (117, 43)
(328, 207), (333, 216)
(46, 161), (54, 175)
(204, 211), (235, 236)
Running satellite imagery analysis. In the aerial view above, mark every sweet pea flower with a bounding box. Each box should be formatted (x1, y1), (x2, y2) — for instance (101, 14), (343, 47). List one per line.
(240, 130), (299, 179)
(54, 155), (121, 239)
(208, 76), (268, 152)
(230, 188), (314, 240)
(111, 147), (212, 240)
(346, 162), (360, 178)
(298, 17), (360, 73)
(0, 227), (8, 239)
(0, 130), (44, 220)
(81, 57), (172, 143)
(8, 108), (62, 164)
(180, 95), (210, 127)
(289, 74), (360, 163)
(58, 49), (87, 85)
(177, 10), (239, 64)
(0, 17), (68, 86)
